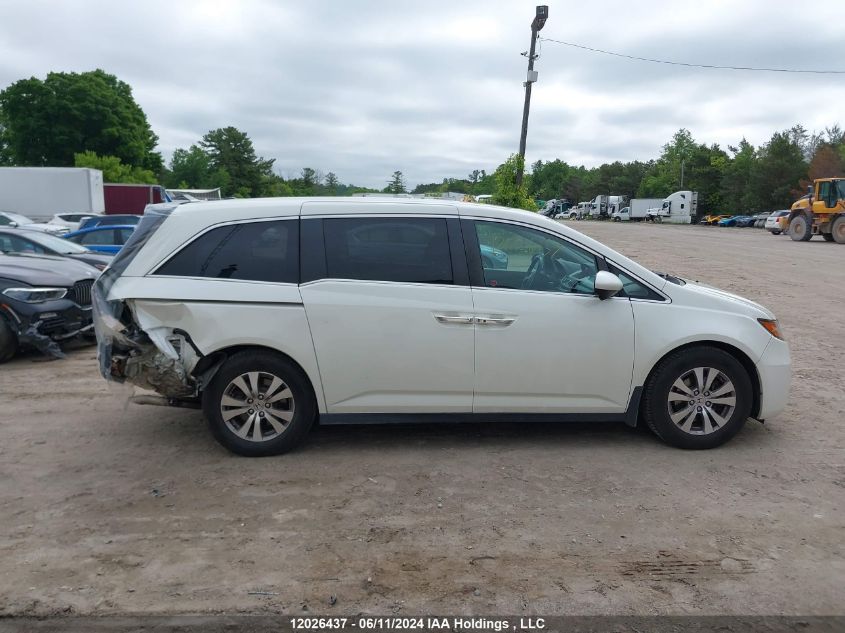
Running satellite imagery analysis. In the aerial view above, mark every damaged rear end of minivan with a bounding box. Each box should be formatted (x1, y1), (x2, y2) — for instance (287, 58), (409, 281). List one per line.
(92, 204), (207, 405)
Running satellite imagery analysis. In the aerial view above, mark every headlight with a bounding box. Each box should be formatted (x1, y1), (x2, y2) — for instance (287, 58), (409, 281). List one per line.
(93, 263), (108, 271)
(2, 287), (68, 303)
(758, 318), (784, 340)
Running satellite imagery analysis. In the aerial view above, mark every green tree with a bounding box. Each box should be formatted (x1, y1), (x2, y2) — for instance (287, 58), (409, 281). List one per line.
(0, 69), (161, 171)
(749, 130), (808, 209)
(324, 171), (340, 193)
(199, 127), (274, 197)
(492, 155), (536, 211)
(385, 170), (406, 194)
(74, 151), (156, 183)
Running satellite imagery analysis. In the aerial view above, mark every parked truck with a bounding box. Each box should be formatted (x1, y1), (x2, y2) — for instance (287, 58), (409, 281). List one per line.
(646, 190), (697, 224)
(103, 183), (170, 215)
(787, 178), (845, 242)
(589, 195), (627, 219)
(0, 167), (104, 222)
(611, 198), (663, 222)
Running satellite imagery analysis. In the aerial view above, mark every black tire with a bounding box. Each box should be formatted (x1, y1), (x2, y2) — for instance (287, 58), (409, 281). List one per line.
(822, 233), (835, 242)
(771, 230), (781, 235)
(643, 346), (752, 449)
(831, 215), (845, 244)
(0, 317), (18, 364)
(789, 214), (812, 241)
(202, 350), (316, 456)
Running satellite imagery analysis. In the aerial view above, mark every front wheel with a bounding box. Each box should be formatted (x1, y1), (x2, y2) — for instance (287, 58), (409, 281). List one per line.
(831, 215), (845, 244)
(203, 351), (316, 456)
(643, 347), (752, 449)
(789, 214), (813, 241)
(0, 317), (18, 363)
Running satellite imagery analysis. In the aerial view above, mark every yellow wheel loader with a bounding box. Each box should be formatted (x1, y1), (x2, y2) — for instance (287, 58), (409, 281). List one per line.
(788, 178), (845, 243)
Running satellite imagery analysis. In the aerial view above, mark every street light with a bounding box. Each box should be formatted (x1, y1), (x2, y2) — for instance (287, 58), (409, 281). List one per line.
(516, 5), (548, 186)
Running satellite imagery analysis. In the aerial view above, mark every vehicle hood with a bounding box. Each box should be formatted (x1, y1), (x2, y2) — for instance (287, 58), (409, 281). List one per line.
(0, 253), (98, 287)
(672, 278), (775, 320)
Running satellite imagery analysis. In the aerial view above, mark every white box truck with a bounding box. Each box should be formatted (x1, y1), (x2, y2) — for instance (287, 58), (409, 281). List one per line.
(0, 167), (105, 222)
(612, 198), (663, 222)
(646, 190), (697, 224)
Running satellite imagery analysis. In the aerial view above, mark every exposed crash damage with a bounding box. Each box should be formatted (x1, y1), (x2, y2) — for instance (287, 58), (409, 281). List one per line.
(92, 205), (204, 400)
(0, 253), (99, 362)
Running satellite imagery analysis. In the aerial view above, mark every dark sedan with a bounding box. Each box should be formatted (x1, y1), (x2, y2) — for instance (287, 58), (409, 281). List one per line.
(0, 228), (113, 270)
(0, 253), (99, 362)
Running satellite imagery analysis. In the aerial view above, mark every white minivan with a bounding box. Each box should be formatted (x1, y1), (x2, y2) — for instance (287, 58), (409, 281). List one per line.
(93, 198), (791, 456)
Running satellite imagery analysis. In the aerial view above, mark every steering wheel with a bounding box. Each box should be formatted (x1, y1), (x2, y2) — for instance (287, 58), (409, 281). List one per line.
(522, 251), (563, 290)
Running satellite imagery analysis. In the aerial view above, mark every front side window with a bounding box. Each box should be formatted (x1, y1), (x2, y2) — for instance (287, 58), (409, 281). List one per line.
(156, 220), (298, 283)
(323, 217), (452, 284)
(606, 263), (662, 300)
(474, 221), (598, 294)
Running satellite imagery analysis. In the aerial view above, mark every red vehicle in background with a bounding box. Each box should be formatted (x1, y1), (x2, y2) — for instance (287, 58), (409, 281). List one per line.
(103, 184), (170, 215)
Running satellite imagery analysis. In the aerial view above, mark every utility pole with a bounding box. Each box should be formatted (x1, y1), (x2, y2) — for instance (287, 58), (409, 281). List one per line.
(516, 5), (548, 186)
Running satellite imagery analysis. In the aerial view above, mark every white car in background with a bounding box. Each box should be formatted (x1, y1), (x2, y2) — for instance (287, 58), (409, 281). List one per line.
(0, 211), (68, 235)
(94, 198), (791, 456)
(765, 210), (790, 235)
(46, 212), (102, 231)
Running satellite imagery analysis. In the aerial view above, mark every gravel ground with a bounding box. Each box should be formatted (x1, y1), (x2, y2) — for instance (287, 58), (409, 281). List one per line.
(0, 221), (842, 619)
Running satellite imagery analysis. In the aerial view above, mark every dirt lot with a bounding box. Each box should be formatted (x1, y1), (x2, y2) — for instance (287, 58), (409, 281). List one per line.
(0, 222), (843, 619)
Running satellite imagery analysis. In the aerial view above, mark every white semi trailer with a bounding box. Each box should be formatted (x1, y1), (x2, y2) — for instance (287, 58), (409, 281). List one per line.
(0, 167), (105, 222)
(646, 190), (697, 224)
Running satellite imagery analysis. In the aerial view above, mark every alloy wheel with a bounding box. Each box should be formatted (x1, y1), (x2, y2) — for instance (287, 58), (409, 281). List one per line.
(666, 366), (736, 435)
(220, 371), (295, 442)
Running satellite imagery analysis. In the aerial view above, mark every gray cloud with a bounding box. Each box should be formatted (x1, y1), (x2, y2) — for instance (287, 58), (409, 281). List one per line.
(1, 0), (842, 188)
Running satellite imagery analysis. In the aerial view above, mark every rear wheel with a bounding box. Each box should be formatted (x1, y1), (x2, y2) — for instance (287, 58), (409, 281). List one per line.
(831, 215), (845, 244)
(0, 317), (18, 363)
(789, 214), (813, 241)
(203, 351), (316, 456)
(643, 346), (752, 449)
(771, 229), (781, 235)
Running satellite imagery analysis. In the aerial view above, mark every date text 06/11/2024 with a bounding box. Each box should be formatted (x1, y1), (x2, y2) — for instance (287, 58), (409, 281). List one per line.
(288, 617), (547, 631)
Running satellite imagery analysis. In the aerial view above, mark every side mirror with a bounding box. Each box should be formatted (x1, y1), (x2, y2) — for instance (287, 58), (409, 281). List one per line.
(594, 270), (623, 300)
(9, 222), (18, 228)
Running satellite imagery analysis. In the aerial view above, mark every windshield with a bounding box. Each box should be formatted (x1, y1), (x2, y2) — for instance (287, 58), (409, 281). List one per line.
(837, 180), (845, 199)
(22, 231), (91, 254)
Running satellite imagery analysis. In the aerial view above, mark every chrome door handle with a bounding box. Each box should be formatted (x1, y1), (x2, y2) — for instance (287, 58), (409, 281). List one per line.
(434, 313), (474, 325)
(475, 316), (516, 327)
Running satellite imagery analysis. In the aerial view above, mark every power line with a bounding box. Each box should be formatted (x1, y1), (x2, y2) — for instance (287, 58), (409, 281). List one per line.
(538, 37), (845, 75)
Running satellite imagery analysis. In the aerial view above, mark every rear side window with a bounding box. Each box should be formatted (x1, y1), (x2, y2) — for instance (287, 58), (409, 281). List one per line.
(155, 220), (298, 283)
(78, 229), (117, 245)
(323, 217), (452, 284)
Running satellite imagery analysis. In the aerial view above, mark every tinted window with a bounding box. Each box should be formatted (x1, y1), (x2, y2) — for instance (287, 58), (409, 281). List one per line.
(0, 234), (45, 254)
(474, 221), (598, 294)
(116, 228), (135, 243)
(156, 220), (298, 283)
(78, 229), (117, 245)
(323, 217), (452, 284)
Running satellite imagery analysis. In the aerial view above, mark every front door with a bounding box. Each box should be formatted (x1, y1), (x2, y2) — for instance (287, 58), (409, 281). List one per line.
(466, 219), (635, 414)
(300, 214), (475, 414)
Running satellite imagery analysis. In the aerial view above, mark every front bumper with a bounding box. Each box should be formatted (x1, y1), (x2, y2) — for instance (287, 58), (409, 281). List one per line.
(0, 299), (93, 356)
(756, 337), (792, 420)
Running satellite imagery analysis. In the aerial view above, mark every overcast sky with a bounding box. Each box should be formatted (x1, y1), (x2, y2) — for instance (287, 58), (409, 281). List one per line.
(1, 0), (843, 189)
